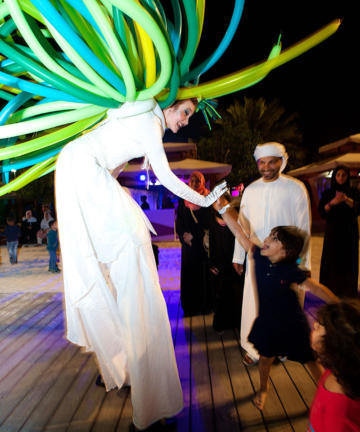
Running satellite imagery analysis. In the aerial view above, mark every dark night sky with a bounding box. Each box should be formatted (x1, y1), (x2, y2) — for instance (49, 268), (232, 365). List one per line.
(167, 0), (357, 150)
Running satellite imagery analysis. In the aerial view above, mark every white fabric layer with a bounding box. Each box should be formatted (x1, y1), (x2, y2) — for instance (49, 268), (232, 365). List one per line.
(232, 175), (311, 360)
(55, 99), (213, 429)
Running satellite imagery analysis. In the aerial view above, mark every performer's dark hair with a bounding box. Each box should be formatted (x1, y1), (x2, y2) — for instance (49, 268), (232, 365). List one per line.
(316, 299), (360, 399)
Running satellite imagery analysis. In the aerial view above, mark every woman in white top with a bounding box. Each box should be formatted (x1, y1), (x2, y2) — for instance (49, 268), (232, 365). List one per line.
(55, 98), (226, 430)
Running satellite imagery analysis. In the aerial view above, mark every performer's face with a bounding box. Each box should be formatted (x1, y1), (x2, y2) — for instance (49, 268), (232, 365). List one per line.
(261, 231), (286, 262)
(164, 100), (196, 133)
(257, 156), (282, 181)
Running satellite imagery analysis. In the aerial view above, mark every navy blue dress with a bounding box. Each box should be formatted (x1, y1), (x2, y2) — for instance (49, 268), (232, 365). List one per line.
(248, 246), (315, 363)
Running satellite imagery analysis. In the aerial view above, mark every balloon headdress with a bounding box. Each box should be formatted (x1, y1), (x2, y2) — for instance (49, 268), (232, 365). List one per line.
(0, 0), (340, 195)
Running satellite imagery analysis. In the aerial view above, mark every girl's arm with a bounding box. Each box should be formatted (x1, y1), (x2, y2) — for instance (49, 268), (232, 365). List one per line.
(302, 278), (339, 303)
(213, 198), (252, 253)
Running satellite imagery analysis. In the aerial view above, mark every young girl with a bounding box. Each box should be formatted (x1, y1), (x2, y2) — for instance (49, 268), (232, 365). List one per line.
(214, 198), (338, 410)
(309, 300), (360, 431)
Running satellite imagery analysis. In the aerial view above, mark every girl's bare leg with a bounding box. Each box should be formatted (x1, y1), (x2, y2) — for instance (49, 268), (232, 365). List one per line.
(306, 359), (324, 382)
(253, 356), (275, 410)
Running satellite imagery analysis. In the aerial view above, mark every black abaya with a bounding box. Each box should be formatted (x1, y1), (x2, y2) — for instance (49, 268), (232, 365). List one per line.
(319, 187), (360, 298)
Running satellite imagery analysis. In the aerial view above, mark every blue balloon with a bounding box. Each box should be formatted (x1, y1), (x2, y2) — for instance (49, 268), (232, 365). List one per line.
(0, 91), (33, 125)
(0, 145), (63, 173)
(28, 0), (126, 95)
(181, 0), (245, 83)
(59, 0), (104, 41)
(0, 70), (83, 103)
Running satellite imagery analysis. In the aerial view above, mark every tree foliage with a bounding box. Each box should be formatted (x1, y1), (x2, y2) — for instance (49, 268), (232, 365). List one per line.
(197, 97), (308, 186)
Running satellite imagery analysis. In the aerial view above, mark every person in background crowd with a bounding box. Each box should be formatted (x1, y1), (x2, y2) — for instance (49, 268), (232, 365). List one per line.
(308, 300), (360, 431)
(176, 171), (212, 316)
(208, 198), (243, 333)
(37, 207), (54, 245)
(3, 216), (21, 264)
(21, 209), (38, 244)
(233, 142), (311, 365)
(47, 220), (60, 273)
(140, 195), (150, 210)
(318, 165), (360, 298)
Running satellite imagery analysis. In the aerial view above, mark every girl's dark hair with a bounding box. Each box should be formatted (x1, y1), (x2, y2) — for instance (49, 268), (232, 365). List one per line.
(271, 226), (306, 263)
(331, 165), (350, 191)
(316, 300), (360, 399)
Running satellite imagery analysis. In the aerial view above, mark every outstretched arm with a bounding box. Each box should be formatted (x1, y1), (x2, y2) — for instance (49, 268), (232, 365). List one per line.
(213, 197), (252, 253)
(144, 116), (227, 206)
(302, 278), (339, 303)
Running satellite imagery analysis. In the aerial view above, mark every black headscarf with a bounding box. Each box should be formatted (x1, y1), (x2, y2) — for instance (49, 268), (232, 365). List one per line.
(330, 165), (351, 193)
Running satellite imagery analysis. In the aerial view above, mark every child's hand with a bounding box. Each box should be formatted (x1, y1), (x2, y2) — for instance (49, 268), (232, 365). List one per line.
(213, 196), (230, 212)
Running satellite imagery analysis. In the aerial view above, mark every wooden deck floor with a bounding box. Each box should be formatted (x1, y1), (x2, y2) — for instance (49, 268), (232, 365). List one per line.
(0, 288), (318, 432)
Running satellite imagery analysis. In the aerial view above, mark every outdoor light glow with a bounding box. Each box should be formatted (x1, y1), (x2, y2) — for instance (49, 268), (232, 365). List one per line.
(139, 174), (146, 182)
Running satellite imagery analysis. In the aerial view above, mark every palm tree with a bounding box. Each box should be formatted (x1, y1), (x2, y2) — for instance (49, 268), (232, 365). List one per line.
(197, 97), (307, 186)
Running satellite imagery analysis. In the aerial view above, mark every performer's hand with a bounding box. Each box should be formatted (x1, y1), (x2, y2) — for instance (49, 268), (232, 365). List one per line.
(233, 263), (244, 276)
(203, 180), (228, 207)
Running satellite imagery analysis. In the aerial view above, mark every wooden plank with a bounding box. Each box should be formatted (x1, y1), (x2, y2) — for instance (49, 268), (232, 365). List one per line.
(281, 362), (317, 408)
(0, 341), (79, 430)
(172, 292), (191, 432)
(0, 293), (45, 329)
(21, 350), (93, 432)
(0, 293), (59, 351)
(190, 314), (215, 432)
(269, 362), (308, 431)
(116, 388), (133, 432)
(0, 302), (63, 379)
(44, 356), (99, 432)
(66, 374), (108, 432)
(245, 360), (291, 431)
(92, 388), (128, 432)
(0, 325), (66, 424)
(204, 314), (240, 432)
(221, 329), (266, 431)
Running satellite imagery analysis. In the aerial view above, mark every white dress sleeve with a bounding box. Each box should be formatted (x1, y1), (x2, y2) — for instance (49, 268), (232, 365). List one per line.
(142, 115), (226, 207)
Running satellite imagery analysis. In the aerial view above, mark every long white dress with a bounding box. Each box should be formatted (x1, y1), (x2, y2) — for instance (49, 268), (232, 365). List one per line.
(55, 99), (216, 430)
(232, 175), (311, 360)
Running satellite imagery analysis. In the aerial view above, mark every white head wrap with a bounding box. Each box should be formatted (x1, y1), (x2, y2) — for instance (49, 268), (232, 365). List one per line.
(253, 142), (288, 173)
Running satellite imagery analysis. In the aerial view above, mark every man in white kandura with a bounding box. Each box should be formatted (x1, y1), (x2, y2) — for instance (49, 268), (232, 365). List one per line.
(232, 142), (311, 364)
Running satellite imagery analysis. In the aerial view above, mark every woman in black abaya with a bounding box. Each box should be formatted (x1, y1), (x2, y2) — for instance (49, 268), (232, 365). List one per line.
(319, 165), (360, 298)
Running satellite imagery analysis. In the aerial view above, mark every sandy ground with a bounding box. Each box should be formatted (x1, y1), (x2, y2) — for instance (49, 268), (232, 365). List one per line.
(0, 236), (327, 294)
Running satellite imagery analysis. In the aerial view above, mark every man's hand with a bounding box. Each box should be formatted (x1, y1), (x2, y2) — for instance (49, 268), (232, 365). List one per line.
(233, 263), (244, 276)
(183, 232), (193, 246)
(210, 267), (219, 276)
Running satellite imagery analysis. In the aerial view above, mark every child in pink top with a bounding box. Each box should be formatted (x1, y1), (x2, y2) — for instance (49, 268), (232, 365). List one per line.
(309, 300), (360, 431)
